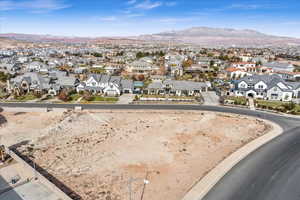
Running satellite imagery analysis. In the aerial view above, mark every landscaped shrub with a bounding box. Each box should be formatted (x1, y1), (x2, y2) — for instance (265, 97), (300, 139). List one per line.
(83, 91), (93, 101)
(58, 90), (71, 102)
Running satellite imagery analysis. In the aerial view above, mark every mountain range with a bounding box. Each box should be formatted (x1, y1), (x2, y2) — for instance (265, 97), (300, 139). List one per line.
(1, 27), (300, 47)
(134, 27), (300, 47)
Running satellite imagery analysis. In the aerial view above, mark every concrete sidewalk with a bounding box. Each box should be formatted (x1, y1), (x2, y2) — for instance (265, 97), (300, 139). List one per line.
(0, 163), (61, 200)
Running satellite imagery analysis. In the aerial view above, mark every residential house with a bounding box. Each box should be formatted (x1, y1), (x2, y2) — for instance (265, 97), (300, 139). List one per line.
(185, 64), (214, 74)
(264, 62), (295, 72)
(8, 71), (79, 96)
(0, 63), (21, 75)
(126, 60), (159, 75)
(104, 64), (123, 75)
(273, 71), (300, 82)
(232, 74), (295, 101)
(147, 80), (209, 96)
(49, 71), (79, 90)
(26, 61), (49, 73)
(231, 62), (256, 71)
(8, 72), (53, 95)
(76, 74), (134, 96)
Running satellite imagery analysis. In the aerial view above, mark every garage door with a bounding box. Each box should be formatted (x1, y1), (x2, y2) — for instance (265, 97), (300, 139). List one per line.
(106, 91), (117, 96)
(124, 90), (130, 94)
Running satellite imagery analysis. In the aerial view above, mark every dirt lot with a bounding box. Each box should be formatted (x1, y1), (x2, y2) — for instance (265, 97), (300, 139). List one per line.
(0, 110), (271, 200)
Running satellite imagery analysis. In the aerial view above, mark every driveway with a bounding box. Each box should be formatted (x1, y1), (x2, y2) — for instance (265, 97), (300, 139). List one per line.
(116, 94), (135, 104)
(202, 91), (220, 106)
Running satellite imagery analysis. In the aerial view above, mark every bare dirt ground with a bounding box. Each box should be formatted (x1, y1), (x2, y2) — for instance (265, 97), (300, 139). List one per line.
(0, 110), (271, 200)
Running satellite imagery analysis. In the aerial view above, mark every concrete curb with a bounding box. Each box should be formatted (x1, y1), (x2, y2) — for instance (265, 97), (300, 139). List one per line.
(181, 120), (282, 200)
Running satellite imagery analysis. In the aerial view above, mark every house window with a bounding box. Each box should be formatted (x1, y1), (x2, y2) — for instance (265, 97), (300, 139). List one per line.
(258, 85), (264, 89)
(271, 94), (278, 99)
(248, 83), (254, 88)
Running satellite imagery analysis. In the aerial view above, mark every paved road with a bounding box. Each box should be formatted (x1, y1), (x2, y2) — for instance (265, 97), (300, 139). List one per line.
(203, 126), (300, 200)
(1, 103), (300, 200)
(0, 103), (298, 129)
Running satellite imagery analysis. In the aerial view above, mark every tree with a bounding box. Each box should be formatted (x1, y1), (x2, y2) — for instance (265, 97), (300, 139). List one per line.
(90, 68), (105, 74)
(92, 53), (103, 57)
(182, 59), (193, 68)
(232, 73), (236, 80)
(83, 91), (93, 101)
(136, 74), (145, 81)
(58, 90), (70, 102)
(0, 72), (9, 82)
(256, 61), (262, 66)
(116, 51), (124, 56)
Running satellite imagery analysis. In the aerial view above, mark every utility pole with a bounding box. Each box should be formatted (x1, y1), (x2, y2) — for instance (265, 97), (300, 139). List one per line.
(128, 174), (150, 200)
(128, 177), (133, 200)
(140, 172), (150, 200)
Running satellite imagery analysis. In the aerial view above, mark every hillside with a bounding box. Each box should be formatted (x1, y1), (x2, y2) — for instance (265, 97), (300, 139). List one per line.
(135, 27), (300, 47)
(1, 27), (300, 47)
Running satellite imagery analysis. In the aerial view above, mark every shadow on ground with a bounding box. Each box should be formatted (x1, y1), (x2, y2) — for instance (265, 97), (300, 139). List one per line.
(9, 142), (82, 200)
(0, 108), (7, 127)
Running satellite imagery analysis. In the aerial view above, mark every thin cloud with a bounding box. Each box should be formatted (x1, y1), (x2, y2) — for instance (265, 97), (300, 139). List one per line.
(281, 21), (300, 25)
(229, 4), (264, 10)
(157, 17), (196, 24)
(165, 2), (177, 7)
(98, 16), (118, 22)
(0, 0), (70, 11)
(134, 0), (162, 10)
(228, 3), (283, 10)
(127, 0), (137, 5)
(126, 13), (144, 18)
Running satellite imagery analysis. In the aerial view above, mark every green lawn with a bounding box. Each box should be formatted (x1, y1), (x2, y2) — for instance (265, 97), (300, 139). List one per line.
(15, 94), (37, 101)
(140, 94), (197, 101)
(0, 90), (6, 99)
(256, 100), (300, 114)
(69, 94), (81, 102)
(81, 96), (118, 103)
(141, 94), (166, 98)
(224, 96), (248, 106)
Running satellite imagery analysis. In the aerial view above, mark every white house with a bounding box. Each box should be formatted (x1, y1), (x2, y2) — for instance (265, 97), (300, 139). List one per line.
(76, 74), (134, 96)
(233, 74), (295, 101)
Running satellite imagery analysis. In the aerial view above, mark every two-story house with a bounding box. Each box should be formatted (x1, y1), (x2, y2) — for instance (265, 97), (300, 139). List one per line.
(147, 80), (209, 96)
(76, 74), (134, 96)
(233, 75), (294, 101)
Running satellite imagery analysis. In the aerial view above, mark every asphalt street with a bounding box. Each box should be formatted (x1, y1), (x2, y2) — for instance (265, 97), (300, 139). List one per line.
(1, 103), (300, 200)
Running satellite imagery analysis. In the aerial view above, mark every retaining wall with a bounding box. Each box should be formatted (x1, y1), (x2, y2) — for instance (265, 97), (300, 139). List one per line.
(5, 147), (73, 200)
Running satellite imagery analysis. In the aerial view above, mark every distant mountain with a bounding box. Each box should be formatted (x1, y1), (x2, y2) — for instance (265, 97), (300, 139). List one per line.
(134, 27), (300, 47)
(0, 33), (144, 44)
(1, 27), (300, 47)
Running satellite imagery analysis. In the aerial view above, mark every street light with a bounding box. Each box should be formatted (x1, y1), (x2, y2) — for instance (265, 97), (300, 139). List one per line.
(128, 175), (150, 200)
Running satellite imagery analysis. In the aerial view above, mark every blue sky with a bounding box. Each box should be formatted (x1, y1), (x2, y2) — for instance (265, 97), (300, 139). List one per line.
(0, 0), (300, 37)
